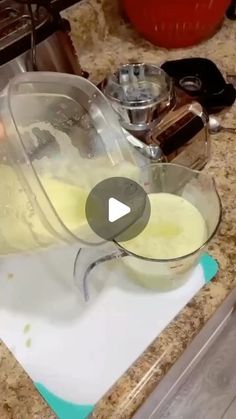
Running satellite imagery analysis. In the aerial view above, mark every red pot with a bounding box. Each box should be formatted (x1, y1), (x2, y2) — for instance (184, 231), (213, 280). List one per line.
(122, 0), (231, 48)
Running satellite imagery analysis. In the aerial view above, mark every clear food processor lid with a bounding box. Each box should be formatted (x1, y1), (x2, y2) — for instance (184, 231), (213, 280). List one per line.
(0, 72), (143, 245)
(103, 63), (172, 107)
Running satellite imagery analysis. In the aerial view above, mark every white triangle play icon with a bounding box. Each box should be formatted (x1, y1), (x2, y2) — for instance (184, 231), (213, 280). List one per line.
(108, 197), (131, 223)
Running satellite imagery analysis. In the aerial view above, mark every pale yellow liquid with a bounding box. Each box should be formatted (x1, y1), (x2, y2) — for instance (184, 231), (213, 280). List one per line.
(119, 193), (207, 290)
(0, 165), (90, 254)
(0, 165), (51, 254)
(40, 177), (88, 233)
(121, 193), (207, 259)
(0, 159), (141, 254)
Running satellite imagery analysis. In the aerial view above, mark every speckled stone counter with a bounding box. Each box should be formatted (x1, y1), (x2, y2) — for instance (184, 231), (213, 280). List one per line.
(1, 1), (236, 418)
(0, 343), (54, 418)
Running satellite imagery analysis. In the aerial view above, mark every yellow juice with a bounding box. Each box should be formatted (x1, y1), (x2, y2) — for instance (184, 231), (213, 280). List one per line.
(119, 193), (207, 290)
(0, 158), (141, 254)
(0, 166), (90, 254)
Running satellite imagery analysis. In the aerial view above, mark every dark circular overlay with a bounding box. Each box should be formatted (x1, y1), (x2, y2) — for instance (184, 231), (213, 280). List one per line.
(85, 177), (151, 242)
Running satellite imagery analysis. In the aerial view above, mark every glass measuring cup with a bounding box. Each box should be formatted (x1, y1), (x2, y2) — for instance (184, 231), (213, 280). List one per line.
(74, 163), (222, 300)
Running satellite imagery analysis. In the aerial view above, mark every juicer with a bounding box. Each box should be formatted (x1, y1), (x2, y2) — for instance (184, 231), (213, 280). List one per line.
(101, 60), (235, 170)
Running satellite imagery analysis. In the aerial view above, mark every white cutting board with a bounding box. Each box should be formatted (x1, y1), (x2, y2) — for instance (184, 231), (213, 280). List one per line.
(0, 244), (218, 419)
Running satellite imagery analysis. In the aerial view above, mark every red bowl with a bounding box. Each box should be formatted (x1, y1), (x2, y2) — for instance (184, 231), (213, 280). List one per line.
(122, 0), (231, 48)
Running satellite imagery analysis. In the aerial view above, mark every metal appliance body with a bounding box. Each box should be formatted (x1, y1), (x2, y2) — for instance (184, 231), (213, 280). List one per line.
(0, 31), (82, 91)
(102, 63), (210, 170)
(0, 0), (83, 91)
(147, 101), (210, 170)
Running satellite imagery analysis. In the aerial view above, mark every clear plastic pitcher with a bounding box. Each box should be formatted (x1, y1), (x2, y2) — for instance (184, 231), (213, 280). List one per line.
(74, 164), (222, 299)
(0, 72), (144, 255)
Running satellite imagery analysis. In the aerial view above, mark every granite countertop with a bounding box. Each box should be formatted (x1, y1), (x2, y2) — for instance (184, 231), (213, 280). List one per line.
(1, 1), (236, 418)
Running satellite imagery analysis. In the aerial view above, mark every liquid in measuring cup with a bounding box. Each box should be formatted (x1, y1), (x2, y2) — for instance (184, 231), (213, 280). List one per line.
(119, 193), (207, 290)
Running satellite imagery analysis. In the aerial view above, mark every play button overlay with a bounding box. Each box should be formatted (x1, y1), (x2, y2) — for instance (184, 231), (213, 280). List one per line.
(108, 198), (131, 222)
(85, 177), (150, 242)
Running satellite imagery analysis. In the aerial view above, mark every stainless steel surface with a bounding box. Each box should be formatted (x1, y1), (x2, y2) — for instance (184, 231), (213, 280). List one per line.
(156, 308), (236, 419)
(147, 101), (210, 170)
(0, 0), (83, 91)
(122, 128), (164, 162)
(134, 287), (236, 419)
(0, 30), (82, 91)
(179, 75), (202, 92)
(209, 116), (236, 134)
(103, 63), (210, 170)
(102, 63), (173, 133)
(0, 1), (46, 49)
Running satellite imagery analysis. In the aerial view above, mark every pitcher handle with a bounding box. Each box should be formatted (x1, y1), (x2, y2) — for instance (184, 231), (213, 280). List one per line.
(73, 242), (126, 301)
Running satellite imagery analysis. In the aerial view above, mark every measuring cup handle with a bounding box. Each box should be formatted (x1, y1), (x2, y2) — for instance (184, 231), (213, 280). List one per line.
(73, 242), (125, 301)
